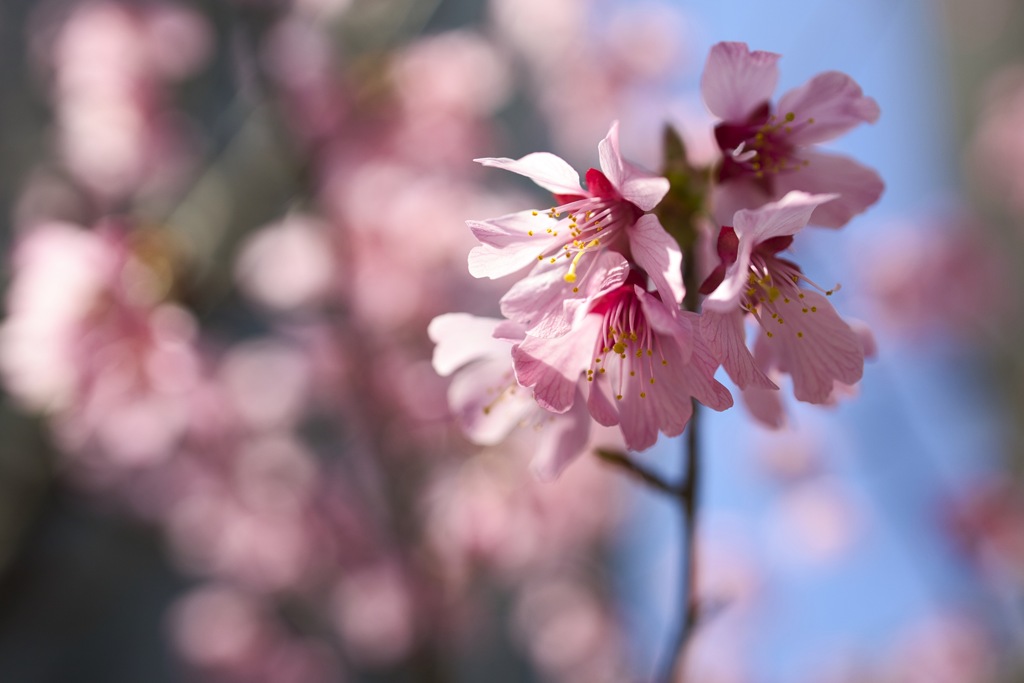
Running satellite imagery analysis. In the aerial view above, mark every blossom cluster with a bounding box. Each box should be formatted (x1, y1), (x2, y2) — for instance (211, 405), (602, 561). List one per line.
(432, 41), (883, 477)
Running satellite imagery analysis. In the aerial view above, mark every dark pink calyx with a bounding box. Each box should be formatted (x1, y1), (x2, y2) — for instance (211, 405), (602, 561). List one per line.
(699, 226), (739, 295)
(584, 168), (620, 201)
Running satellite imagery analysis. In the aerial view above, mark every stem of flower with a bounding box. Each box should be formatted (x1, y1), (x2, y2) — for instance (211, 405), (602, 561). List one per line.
(655, 132), (706, 681)
(666, 399), (701, 683)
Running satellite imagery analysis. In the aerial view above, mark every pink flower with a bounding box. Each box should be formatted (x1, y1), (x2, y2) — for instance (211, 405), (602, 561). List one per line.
(428, 312), (592, 480)
(513, 260), (732, 452)
(700, 192), (865, 418)
(469, 122), (680, 334)
(702, 41), (884, 228)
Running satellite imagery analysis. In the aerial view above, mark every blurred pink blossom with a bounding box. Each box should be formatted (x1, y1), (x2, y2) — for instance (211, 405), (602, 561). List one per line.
(0, 221), (201, 465)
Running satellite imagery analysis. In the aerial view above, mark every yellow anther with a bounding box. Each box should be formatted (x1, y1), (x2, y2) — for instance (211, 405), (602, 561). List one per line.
(613, 341), (627, 354)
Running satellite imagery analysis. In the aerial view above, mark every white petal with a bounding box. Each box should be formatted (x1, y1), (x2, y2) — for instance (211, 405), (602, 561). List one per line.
(475, 153), (584, 196)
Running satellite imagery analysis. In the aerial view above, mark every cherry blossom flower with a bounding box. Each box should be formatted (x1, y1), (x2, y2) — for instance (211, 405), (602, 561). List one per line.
(428, 312), (593, 479)
(702, 41), (884, 228)
(514, 260), (732, 452)
(700, 192), (865, 416)
(469, 121), (680, 335)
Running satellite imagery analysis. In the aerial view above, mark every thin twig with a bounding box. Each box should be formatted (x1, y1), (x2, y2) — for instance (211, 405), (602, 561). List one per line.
(656, 147), (705, 682)
(594, 449), (684, 497)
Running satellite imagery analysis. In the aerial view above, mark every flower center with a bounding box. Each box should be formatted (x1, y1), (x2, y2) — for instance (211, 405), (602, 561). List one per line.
(585, 287), (666, 401)
(715, 104), (815, 183)
(527, 169), (641, 290)
(741, 253), (838, 340)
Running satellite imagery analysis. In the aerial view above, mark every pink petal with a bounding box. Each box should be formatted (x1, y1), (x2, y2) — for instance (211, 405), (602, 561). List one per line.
(702, 234), (755, 312)
(448, 358), (533, 444)
(777, 71), (880, 146)
(760, 291), (864, 404)
(637, 287), (692, 362)
(587, 376), (620, 427)
(680, 316), (735, 412)
(701, 42), (781, 121)
(597, 121), (670, 211)
(628, 214), (684, 305)
(428, 313), (508, 377)
(617, 373), (663, 451)
(530, 397), (592, 481)
(742, 333), (787, 428)
(475, 152), (585, 196)
(848, 318), (877, 359)
(773, 151), (884, 228)
(499, 266), (575, 337)
(699, 310), (777, 390)
(513, 316), (602, 413)
(741, 385), (786, 429)
(466, 212), (561, 278)
(732, 191), (838, 244)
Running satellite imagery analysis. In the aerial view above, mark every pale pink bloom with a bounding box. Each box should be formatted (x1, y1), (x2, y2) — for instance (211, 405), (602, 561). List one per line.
(512, 577), (630, 683)
(234, 215), (336, 312)
(514, 261), (732, 452)
(170, 584), (268, 669)
(391, 30), (511, 118)
(422, 443), (622, 579)
(45, 2), (205, 200)
(470, 122), (680, 334)
(700, 192), (865, 412)
(702, 41), (883, 228)
(331, 563), (416, 666)
(0, 222), (201, 464)
(852, 215), (1009, 342)
(166, 483), (314, 591)
(883, 613), (997, 683)
(428, 312), (592, 479)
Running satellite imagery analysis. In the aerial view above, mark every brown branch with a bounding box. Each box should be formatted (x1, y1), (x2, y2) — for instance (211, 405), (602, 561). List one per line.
(594, 448), (684, 498)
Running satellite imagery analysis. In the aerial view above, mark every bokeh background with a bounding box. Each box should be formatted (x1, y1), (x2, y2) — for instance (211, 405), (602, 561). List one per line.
(0, 0), (1021, 681)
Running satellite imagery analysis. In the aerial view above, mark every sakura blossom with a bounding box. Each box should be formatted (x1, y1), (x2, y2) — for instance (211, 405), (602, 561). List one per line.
(0, 3), (1017, 683)
(470, 121), (681, 333)
(513, 259), (732, 451)
(702, 41), (884, 228)
(700, 192), (865, 412)
(428, 312), (596, 480)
